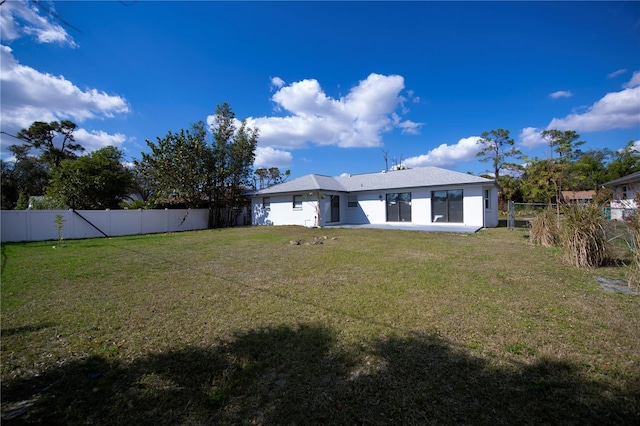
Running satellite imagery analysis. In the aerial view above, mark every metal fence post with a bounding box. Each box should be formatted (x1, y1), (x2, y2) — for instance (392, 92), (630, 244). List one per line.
(507, 200), (515, 230)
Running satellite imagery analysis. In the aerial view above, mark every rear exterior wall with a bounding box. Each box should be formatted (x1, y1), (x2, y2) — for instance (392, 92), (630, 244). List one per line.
(252, 184), (498, 228)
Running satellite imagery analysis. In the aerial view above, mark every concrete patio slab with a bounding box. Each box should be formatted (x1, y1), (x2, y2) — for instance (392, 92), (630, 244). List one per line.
(323, 223), (482, 233)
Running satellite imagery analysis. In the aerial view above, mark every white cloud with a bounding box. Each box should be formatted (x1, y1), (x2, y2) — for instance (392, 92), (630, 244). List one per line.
(404, 136), (481, 168)
(519, 127), (546, 148)
(608, 69), (627, 79)
(623, 71), (640, 89)
(0, 45), (130, 149)
(205, 115), (243, 132)
(629, 140), (640, 152)
(547, 72), (640, 132)
(547, 88), (640, 132)
(270, 76), (285, 89)
(244, 73), (422, 150)
(396, 118), (422, 135)
(74, 129), (127, 153)
(406, 89), (420, 103)
(549, 90), (573, 99)
(253, 146), (293, 168)
(0, 3), (130, 160)
(0, 0), (77, 47)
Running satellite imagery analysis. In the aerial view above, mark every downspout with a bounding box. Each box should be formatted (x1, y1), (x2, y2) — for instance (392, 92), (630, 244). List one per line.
(482, 187), (486, 228)
(479, 185), (485, 229)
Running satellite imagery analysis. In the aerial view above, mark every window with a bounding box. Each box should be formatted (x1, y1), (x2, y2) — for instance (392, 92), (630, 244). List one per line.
(484, 189), (490, 210)
(293, 195), (303, 209)
(386, 192), (412, 222)
(622, 185), (628, 200)
(347, 195), (358, 208)
(432, 190), (463, 223)
(262, 197), (270, 210)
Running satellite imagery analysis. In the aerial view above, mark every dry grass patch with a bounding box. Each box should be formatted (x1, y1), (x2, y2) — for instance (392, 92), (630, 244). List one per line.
(529, 207), (559, 247)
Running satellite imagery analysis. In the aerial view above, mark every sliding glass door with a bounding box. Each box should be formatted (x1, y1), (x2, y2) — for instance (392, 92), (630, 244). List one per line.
(431, 190), (463, 222)
(386, 192), (412, 222)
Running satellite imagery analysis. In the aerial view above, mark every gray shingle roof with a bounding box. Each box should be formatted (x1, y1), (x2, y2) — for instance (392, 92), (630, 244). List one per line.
(252, 167), (494, 195)
(603, 171), (640, 187)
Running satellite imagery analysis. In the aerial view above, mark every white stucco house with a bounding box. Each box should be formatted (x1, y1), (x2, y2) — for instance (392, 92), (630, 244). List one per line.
(603, 171), (640, 220)
(250, 166), (499, 231)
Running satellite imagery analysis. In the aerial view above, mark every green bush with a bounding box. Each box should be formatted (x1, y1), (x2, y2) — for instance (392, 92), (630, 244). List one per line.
(120, 199), (148, 209)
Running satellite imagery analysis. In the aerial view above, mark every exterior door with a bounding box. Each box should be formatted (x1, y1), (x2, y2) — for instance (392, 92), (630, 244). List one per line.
(330, 195), (340, 223)
(386, 192), (412, 222)
(431, 190), (463, 222)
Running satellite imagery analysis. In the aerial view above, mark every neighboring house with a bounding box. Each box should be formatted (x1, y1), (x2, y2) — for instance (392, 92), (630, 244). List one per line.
(250, 166), (499, 229)
(603, 171), (640, 220)
(561, 190), (596, 205)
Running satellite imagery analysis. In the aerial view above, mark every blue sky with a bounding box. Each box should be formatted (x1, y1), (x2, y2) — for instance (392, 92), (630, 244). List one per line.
(1, 0), (639, 180)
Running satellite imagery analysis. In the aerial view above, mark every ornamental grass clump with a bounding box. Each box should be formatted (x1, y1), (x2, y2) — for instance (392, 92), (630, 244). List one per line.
(560, 203), (611, 269)
(623, 194), (640, 289)
(529, 207), (559, 247)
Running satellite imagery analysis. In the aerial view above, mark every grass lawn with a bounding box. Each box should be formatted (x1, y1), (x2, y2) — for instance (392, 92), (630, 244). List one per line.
(1, 226), (639, 425)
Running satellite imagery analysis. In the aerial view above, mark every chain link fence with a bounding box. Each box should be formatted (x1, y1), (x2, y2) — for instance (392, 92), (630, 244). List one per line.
(603, 210), (636, 253)
(506, 202), (557, 229)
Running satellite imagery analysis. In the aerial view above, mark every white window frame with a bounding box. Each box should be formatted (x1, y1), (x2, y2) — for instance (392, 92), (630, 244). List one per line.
(262, 197), (270, 210)
(347, 195), (358, 208)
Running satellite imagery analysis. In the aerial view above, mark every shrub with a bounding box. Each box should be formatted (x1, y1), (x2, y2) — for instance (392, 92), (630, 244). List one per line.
(120, 199), (148, 209)
(529, 207), (559, 247)
(560, 203), (611, 269)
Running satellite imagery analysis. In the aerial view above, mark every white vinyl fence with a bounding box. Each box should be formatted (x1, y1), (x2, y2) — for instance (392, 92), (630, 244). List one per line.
(1, 209), (210, 243)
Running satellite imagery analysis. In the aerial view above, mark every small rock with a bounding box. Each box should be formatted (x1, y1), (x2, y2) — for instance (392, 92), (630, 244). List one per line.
(594, 276), (639, 295)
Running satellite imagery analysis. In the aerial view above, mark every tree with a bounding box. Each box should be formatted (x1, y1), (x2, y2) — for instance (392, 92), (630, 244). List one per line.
(137, 103), (257, 227)
(14, 192), (30, 210)
(253, 167), (290, 190)
(0, 160), (17, 209)
(137, 122), (210, 208)
(224, 120), (259, 217)
(476, 128), (521, 181)
(496, 174), (523, 204)
(520, 158), (559, 204)
(538, 130), (586, 206)
(46, 146), (133, 209)
(566, 149), (609, 190)
(606, 140), (639, 181)
(127, 162), (155, 206)
(0, 144), (50, 209)
(16, 120), (84, 168)
(208, 103), (258, 227)
(541, 129), (585, 162)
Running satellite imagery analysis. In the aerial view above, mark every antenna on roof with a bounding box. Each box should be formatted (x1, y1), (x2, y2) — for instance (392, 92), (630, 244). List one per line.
(382, 148), (389, 172)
